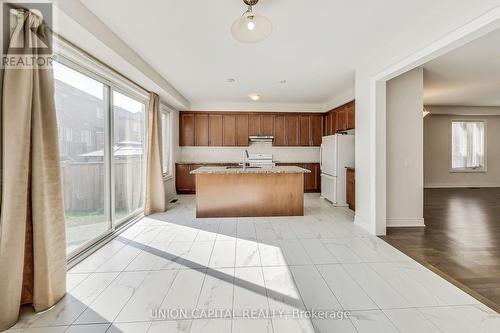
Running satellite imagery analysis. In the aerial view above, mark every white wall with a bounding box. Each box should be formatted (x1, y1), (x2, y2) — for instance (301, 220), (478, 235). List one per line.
(54, 0), (189, 109)
(424, 113), (500, 187)
(354, 2), (500, 235)
(386, 68), (424, 227)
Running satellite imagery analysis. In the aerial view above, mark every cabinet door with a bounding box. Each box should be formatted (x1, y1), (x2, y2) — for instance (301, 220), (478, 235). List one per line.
(223, 114), (236, 146)
(195, 114), (209, 146)
(299, 115), (310, 146)
(176, 164), (194, 193)
(274, 115), (286, 146)
(249, 114), (261, 136)
(179, 113), (195, 146)
(324, 113), (330, 136)
(304, 163), (319, 192)
(346, 169), (355, 210)
(209, 114), (223, 146)
(261, 114), (274, 136)
(336, 109), (347, 132)
(325, 113), (332, 136)
(311, 115), (323, 146)
(329, 112), (336, 135)
(236, 114), (249, 146)
(286, 115), (299, 146)
(346, 102), (355, 130)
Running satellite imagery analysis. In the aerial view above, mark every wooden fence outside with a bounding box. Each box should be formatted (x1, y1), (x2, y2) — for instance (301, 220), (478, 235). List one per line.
(61, 160), (144, 214)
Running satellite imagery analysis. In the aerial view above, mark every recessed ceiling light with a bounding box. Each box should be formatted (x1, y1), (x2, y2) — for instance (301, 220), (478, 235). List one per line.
(227, 78), (236, 83)
(248, 93), (261, 101)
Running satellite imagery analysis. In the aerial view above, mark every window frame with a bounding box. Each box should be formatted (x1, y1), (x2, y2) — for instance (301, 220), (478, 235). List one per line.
(160, 105), (174, 180)
(54, 36), (150, 260)
(449, 119), (487, 173)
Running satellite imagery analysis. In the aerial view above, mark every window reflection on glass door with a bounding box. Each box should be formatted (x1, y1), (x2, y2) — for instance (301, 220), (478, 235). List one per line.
(112, 90), (146, 222)
(54, 61), (110, 254)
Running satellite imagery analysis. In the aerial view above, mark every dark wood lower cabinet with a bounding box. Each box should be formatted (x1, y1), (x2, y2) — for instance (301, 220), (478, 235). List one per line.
(176, 163), (237, 194)
(346, 167), (355, 211)
(175, 164), (196, 193)
(303, 163), (320, 192)
(176, 163), (321, 194)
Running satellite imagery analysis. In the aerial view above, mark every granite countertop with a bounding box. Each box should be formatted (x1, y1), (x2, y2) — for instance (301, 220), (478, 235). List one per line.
(190, 166), (311, 175)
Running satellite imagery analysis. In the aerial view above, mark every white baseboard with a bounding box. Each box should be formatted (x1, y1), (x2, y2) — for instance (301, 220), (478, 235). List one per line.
(425, 184), (500, 188)
(386, 218), (425, 228)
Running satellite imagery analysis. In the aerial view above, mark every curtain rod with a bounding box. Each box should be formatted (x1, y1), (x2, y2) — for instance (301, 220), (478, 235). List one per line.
(53, 33), (150, 96)
(10, 7), (181, 110)
(8, 6), (148, 94)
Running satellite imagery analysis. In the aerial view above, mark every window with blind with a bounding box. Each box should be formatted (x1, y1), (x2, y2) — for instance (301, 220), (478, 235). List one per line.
(451, 120), (486, 171)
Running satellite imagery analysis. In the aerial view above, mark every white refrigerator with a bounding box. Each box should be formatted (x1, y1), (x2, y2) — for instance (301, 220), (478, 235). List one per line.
(320, 134), (355, 206)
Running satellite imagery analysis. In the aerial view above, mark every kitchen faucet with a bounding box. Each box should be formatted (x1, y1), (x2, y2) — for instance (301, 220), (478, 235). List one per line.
(242, 149), (249, 170)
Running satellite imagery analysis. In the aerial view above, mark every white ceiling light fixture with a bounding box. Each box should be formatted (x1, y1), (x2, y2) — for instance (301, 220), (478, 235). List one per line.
(231, 0), (272, 43)
(249, 93), (261, 101)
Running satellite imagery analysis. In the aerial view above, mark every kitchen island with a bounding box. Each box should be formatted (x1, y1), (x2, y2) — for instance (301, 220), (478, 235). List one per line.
(191, 166), (310, 218)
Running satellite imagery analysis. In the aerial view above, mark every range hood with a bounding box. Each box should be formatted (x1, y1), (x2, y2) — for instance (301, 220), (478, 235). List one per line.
(249, 135), (274, 143)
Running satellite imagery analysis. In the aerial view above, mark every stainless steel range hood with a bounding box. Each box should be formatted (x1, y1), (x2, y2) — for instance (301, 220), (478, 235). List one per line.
(249, 135), (274, 143)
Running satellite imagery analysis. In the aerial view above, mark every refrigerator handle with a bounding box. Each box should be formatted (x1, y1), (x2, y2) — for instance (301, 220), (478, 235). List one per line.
(320, 146), (323, 168)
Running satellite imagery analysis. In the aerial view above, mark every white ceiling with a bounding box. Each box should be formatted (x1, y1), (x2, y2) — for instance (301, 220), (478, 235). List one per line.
(424, 28), (500, 107)
(80, 0), (457, 107)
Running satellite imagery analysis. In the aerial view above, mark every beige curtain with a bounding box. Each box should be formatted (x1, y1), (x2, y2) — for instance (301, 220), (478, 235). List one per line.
(0, 12), (66, 330)
(144, 93), (166, 215)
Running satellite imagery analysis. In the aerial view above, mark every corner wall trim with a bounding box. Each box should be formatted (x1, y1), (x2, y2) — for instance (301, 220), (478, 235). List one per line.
(386, 218), (425, 228)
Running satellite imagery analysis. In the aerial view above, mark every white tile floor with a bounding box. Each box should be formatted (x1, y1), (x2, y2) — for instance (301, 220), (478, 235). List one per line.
(7, 194), (500, 333)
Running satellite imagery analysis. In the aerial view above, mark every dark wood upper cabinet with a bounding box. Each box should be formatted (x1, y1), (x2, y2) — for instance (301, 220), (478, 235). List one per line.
(299, 115), (310, 146)
(324, 112), (336, 136)
(223, 114), (236, 146)
(311, 115), (323, 146)
(195, 114), (209, 146)
(249, 114), (261, 136)
(274, 115), (286, 146)
(330, 112), (337, 134)
(323, 100), (355, 136)
(236, 114), (249, 146)
(180, 113), (195, 146)
(261, 114), (274, 136)
(208, 114), (223, 146)
(324, 113), (331, 136)
(336, 108), (347, 132)
(179, 110), (340, 147)
(346, 101), (355, 130)
(286, 115), (299, 146)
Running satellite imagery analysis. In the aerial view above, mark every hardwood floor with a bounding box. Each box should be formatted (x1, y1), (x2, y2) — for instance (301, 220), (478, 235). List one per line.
(382, 188), (500, 312)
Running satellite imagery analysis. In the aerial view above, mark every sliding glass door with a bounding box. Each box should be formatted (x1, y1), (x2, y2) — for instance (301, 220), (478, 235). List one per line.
(112, 91), (146, 223)
(54, 62), (111, 254)
(54, 57), (148, 256)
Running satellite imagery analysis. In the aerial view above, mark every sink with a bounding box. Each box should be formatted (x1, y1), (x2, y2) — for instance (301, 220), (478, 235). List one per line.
(225, 166), (262, 169)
